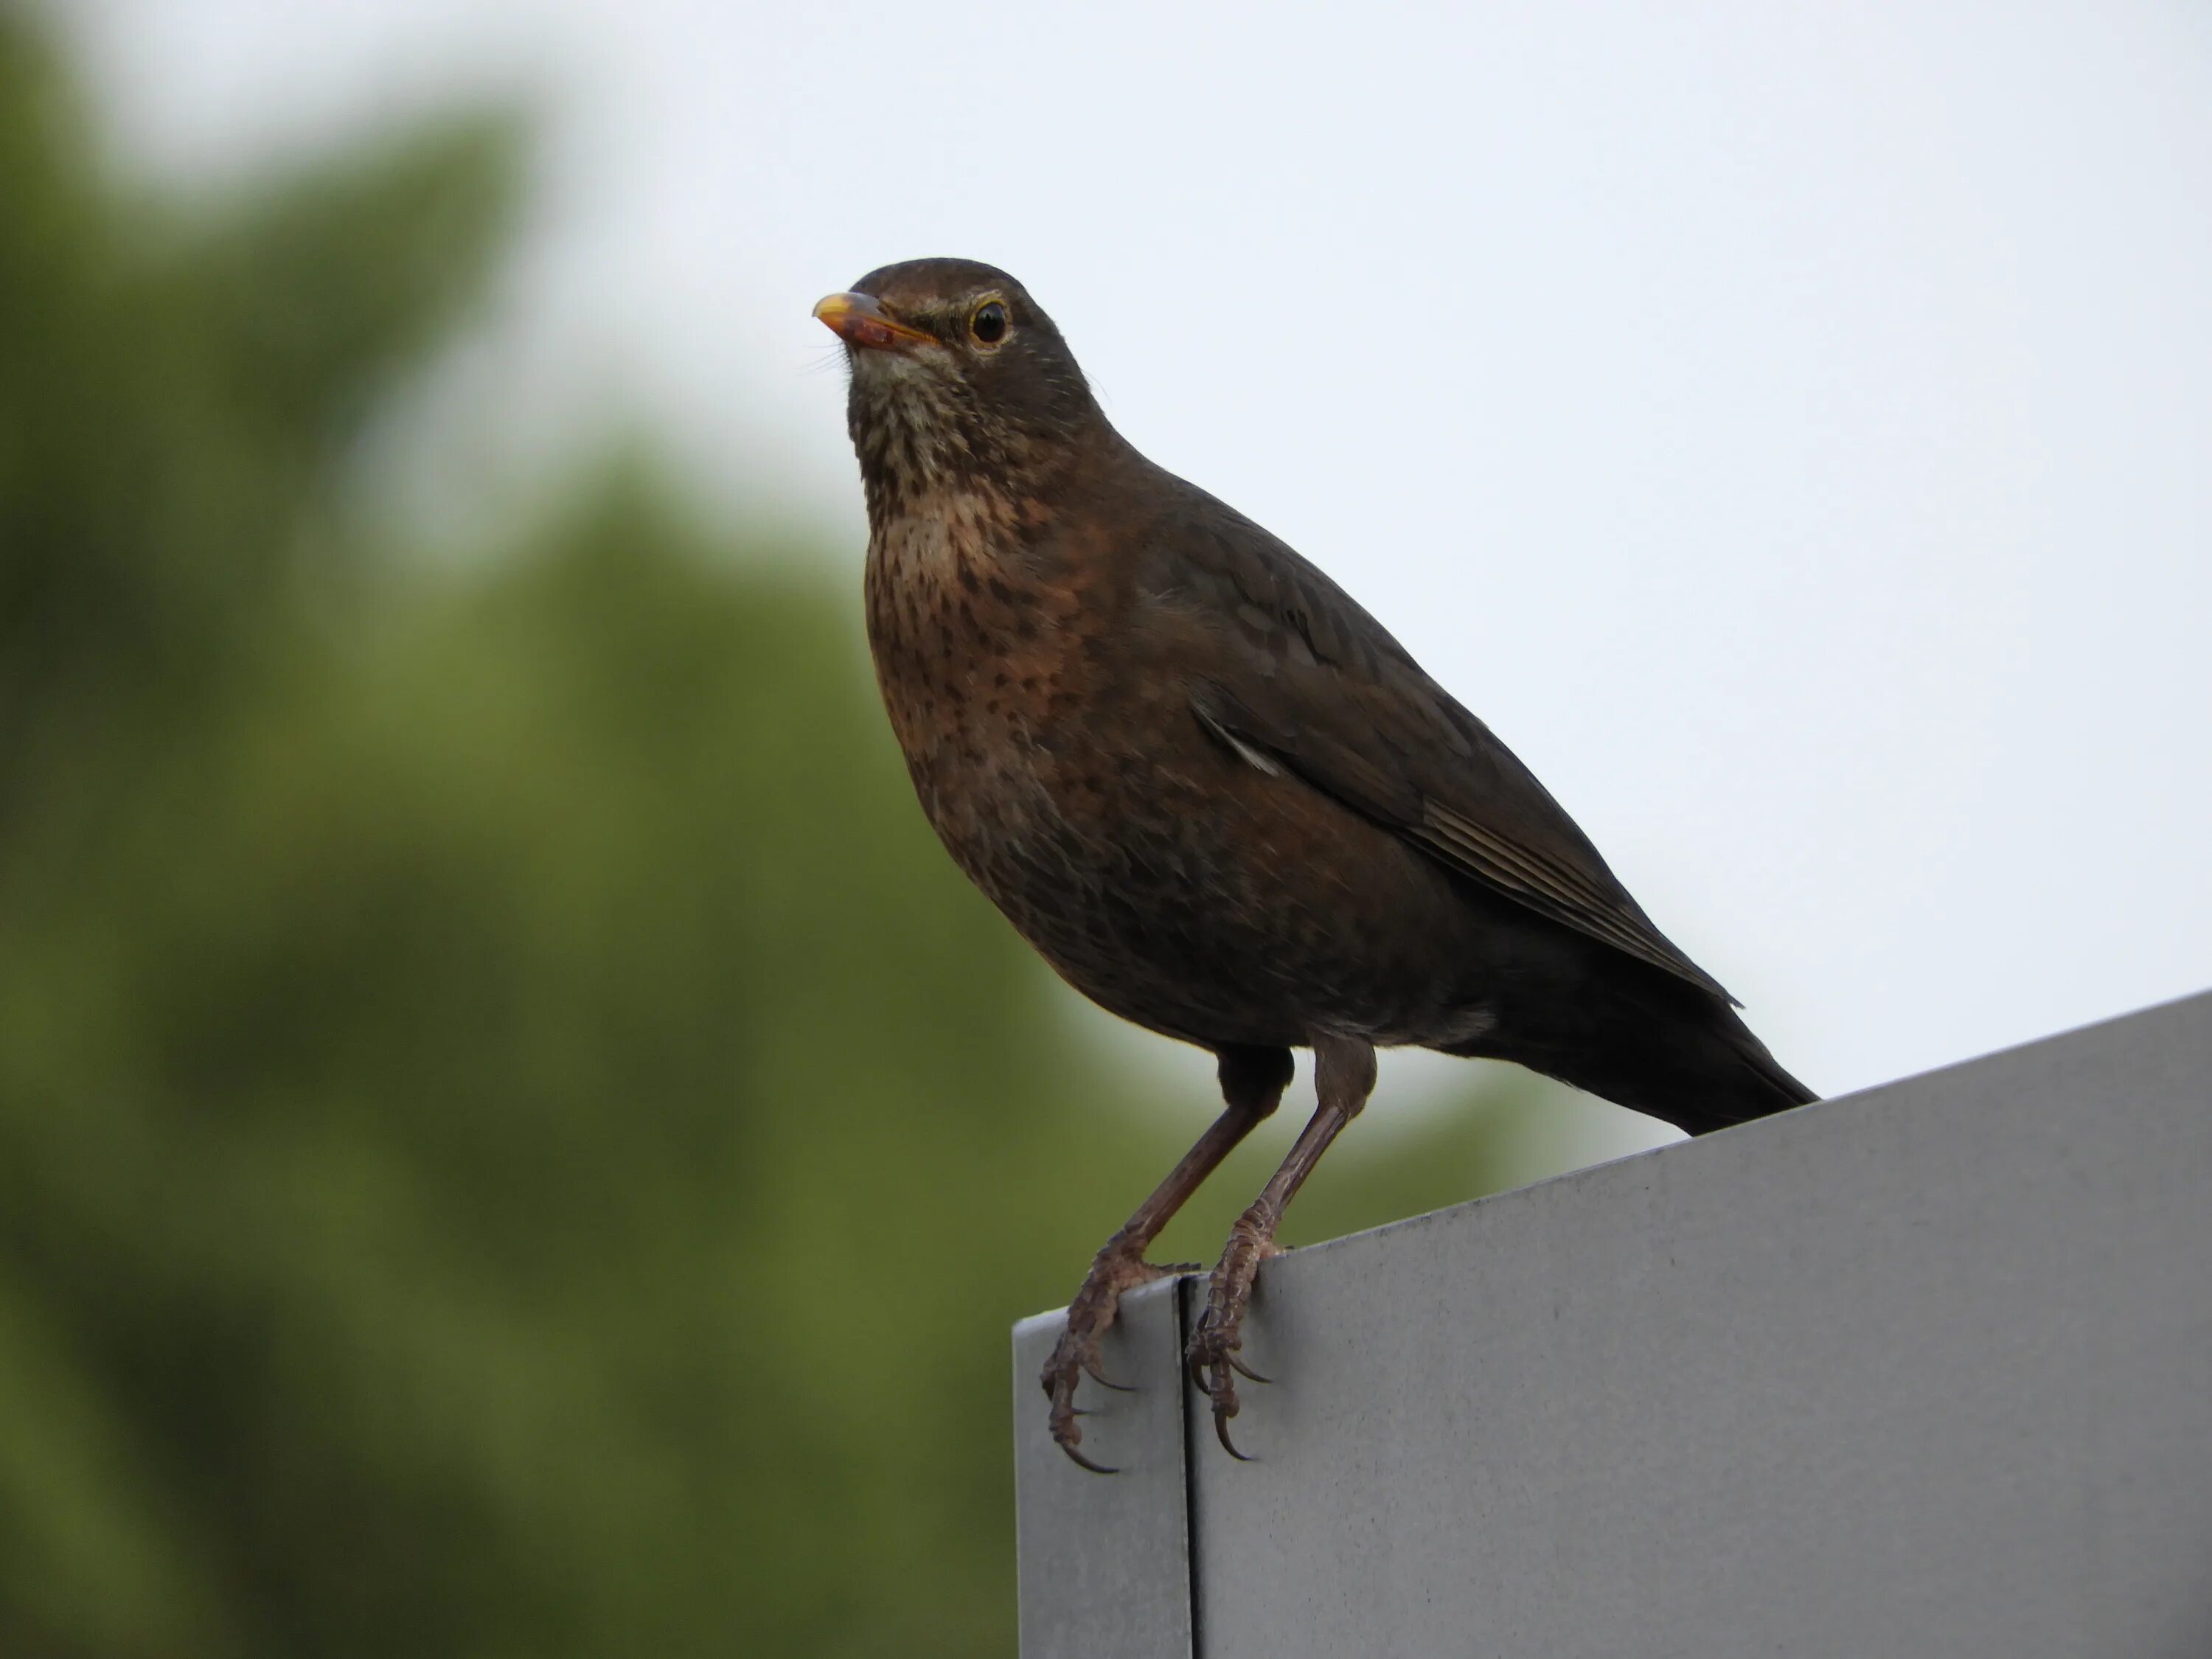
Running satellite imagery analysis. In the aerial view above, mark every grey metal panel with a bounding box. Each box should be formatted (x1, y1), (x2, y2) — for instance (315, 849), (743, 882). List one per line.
(1014, 991), (2212, 1658)
(1013, 1277), (1192, 1659)
(1187, 992), (2212, 1658)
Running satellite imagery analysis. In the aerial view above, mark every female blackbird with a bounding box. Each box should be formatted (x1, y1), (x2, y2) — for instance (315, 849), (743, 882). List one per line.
(815, 259), (1815, 1469)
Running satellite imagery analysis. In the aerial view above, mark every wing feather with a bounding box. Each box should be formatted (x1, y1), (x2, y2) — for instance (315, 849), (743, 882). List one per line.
(1158, 489), (1736, 1004)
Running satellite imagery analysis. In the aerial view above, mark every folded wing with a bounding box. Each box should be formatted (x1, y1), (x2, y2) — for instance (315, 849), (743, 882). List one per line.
(1155, 493), (1736, 1004)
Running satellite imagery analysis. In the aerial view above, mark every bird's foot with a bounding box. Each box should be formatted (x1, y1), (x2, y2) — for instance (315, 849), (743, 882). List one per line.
(1187, 1214), (1286, 1460)
(1040, 1240), (1197, 1473)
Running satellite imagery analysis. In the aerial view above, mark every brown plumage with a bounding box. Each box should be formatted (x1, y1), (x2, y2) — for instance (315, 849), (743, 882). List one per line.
(816, 259), (1815, 1469)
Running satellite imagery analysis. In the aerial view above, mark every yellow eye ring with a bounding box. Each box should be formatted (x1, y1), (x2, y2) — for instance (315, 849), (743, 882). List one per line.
(969, 299), (1010, 346)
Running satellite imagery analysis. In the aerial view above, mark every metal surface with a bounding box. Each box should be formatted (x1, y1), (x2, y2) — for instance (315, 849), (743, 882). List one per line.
(1015, 992), (2212, 1658)
(1013, 1277), (1192, 1659)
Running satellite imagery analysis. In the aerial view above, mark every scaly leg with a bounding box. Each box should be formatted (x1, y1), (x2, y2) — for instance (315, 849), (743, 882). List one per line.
(1189, 1033), (1377, 1458)
(1043, 1044), (1293, 1472)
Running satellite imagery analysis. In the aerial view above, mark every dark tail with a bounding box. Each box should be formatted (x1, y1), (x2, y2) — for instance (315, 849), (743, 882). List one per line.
(1449, 962), (1818, 1138)
(1669, 1016), (1819, 1135)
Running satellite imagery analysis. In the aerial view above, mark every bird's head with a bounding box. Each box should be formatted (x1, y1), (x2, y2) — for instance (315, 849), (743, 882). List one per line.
(814, 259), (1103, 516)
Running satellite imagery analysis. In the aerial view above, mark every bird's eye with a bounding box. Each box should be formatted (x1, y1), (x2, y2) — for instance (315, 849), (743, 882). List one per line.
(969, 300), (1009, 345)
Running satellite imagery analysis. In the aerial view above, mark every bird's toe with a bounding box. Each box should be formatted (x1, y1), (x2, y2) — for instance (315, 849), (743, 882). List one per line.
(1039, 1245), (1195, 1472)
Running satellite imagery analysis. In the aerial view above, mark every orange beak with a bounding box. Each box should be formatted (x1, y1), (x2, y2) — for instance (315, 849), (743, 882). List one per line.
(813, 291), (934, 351)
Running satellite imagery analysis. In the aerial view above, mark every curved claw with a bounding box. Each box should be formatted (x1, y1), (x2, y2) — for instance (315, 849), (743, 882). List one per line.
(1083, 1362), (1137, 1393)
(1186, 1237), (1270, 1456)
(1048, 1395), (1119, 1474)
(1057, 1439), (1119, 1476)
(1211, 1397), (1254, 1461)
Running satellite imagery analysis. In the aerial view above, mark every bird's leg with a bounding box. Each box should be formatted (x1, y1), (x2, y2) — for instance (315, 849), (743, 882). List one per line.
(1190, 1033), (1377, 1459)
(1044, 1045), (1292, 1472)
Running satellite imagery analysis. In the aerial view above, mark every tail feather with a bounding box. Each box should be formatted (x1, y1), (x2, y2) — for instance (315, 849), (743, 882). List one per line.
(1447, 969), (1817, 1138)
(1688, 1021), (1818, 1134)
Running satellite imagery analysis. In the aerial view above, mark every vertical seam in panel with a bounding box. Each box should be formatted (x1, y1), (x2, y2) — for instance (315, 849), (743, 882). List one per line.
(1176, 1273), (1206, 1659)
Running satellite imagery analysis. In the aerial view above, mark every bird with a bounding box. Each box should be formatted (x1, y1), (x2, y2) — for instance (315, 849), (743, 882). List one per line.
(814, 258), (1815, 1470)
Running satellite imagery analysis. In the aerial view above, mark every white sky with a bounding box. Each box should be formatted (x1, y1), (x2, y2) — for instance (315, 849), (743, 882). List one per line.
(64, 0), (2212, 1124)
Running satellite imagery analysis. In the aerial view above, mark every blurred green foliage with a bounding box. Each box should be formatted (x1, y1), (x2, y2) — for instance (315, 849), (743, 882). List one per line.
(0, 16), (1554, 1655)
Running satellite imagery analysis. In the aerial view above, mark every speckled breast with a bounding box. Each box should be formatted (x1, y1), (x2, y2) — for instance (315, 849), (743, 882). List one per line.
(861, 505), (1483, 1051)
